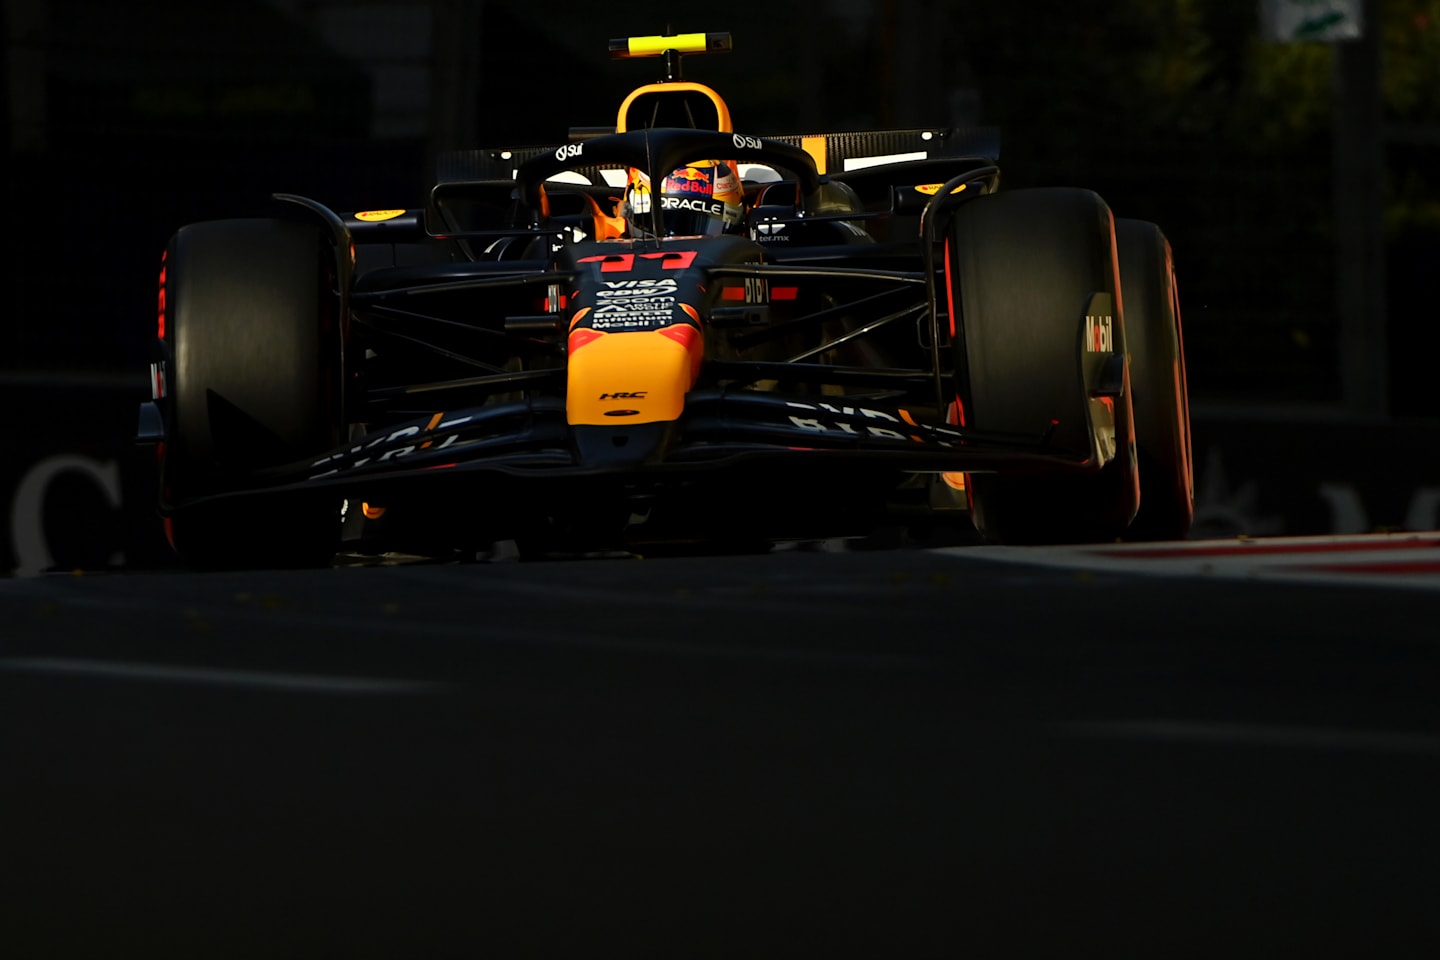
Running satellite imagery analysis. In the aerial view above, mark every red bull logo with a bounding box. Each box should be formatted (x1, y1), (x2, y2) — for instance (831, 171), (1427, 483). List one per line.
(665, 167), (713, 194)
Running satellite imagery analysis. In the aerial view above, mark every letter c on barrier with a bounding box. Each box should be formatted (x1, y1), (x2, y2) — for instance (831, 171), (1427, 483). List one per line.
(10, 455), (122, 576)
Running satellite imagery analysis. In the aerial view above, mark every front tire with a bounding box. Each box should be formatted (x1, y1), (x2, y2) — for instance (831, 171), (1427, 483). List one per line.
(948, 188), (1139, 544)
(158, 218), (344, 569)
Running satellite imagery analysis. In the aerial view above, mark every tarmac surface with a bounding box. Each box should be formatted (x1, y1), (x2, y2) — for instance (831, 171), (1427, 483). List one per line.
(3, 537), (1439, 957)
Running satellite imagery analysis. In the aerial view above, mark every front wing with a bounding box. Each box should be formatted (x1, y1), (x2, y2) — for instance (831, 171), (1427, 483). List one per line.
(154, 387), (1103, 514)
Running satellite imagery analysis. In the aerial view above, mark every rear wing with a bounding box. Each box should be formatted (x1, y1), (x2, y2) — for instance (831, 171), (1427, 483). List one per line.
(436, 127), (1000, 183)
(767, 127), (999, 176)
(425, 127), (1001, 240)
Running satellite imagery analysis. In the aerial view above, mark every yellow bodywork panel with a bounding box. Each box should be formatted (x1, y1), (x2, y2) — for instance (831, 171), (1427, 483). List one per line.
(566, 327), (699, 425)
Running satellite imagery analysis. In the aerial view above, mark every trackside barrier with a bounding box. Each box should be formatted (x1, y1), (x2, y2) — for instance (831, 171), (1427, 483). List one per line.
(1186, 412), (1440, 538)
(1, 375), (174, 575)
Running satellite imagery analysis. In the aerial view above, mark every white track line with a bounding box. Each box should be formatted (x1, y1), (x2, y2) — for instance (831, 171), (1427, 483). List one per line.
(0, 657), (447, 695)
(937, 533), (1440, 591)
(6, 581), (931, 671)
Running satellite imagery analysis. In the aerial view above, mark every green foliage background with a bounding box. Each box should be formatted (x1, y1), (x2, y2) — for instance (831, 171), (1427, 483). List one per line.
(923, 0), (1440, 409)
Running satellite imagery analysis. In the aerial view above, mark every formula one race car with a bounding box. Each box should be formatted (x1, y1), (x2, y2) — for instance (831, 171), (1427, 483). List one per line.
(137, 31), (1193, 568)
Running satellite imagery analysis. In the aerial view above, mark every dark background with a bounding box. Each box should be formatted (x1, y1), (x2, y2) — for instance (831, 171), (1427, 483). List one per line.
(6, 12), (1438, 955)
(3, 0), (1439, 572)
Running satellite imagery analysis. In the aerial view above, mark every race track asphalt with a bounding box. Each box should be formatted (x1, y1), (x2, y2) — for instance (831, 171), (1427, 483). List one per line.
(2, 543), (1438, 958)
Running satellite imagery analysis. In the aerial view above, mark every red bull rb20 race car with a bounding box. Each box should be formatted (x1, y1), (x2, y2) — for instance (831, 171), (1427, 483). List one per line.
(138, 32), (1193, 567)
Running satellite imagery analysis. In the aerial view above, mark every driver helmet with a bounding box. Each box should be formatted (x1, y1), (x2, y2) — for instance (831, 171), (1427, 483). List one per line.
(622, 160), (744, 238)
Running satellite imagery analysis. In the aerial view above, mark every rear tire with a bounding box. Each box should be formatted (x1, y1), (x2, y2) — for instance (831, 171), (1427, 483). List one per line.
(1116, 218), (1193, 540)
(158, 218), (344, 569)
(949, 188), (1139, 544)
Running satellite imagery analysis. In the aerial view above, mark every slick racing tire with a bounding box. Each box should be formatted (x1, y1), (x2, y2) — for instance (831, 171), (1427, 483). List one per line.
(949, 188), (1139, 544)
(1116, 218), (1194, 541)
(158, 218), (344, 569)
